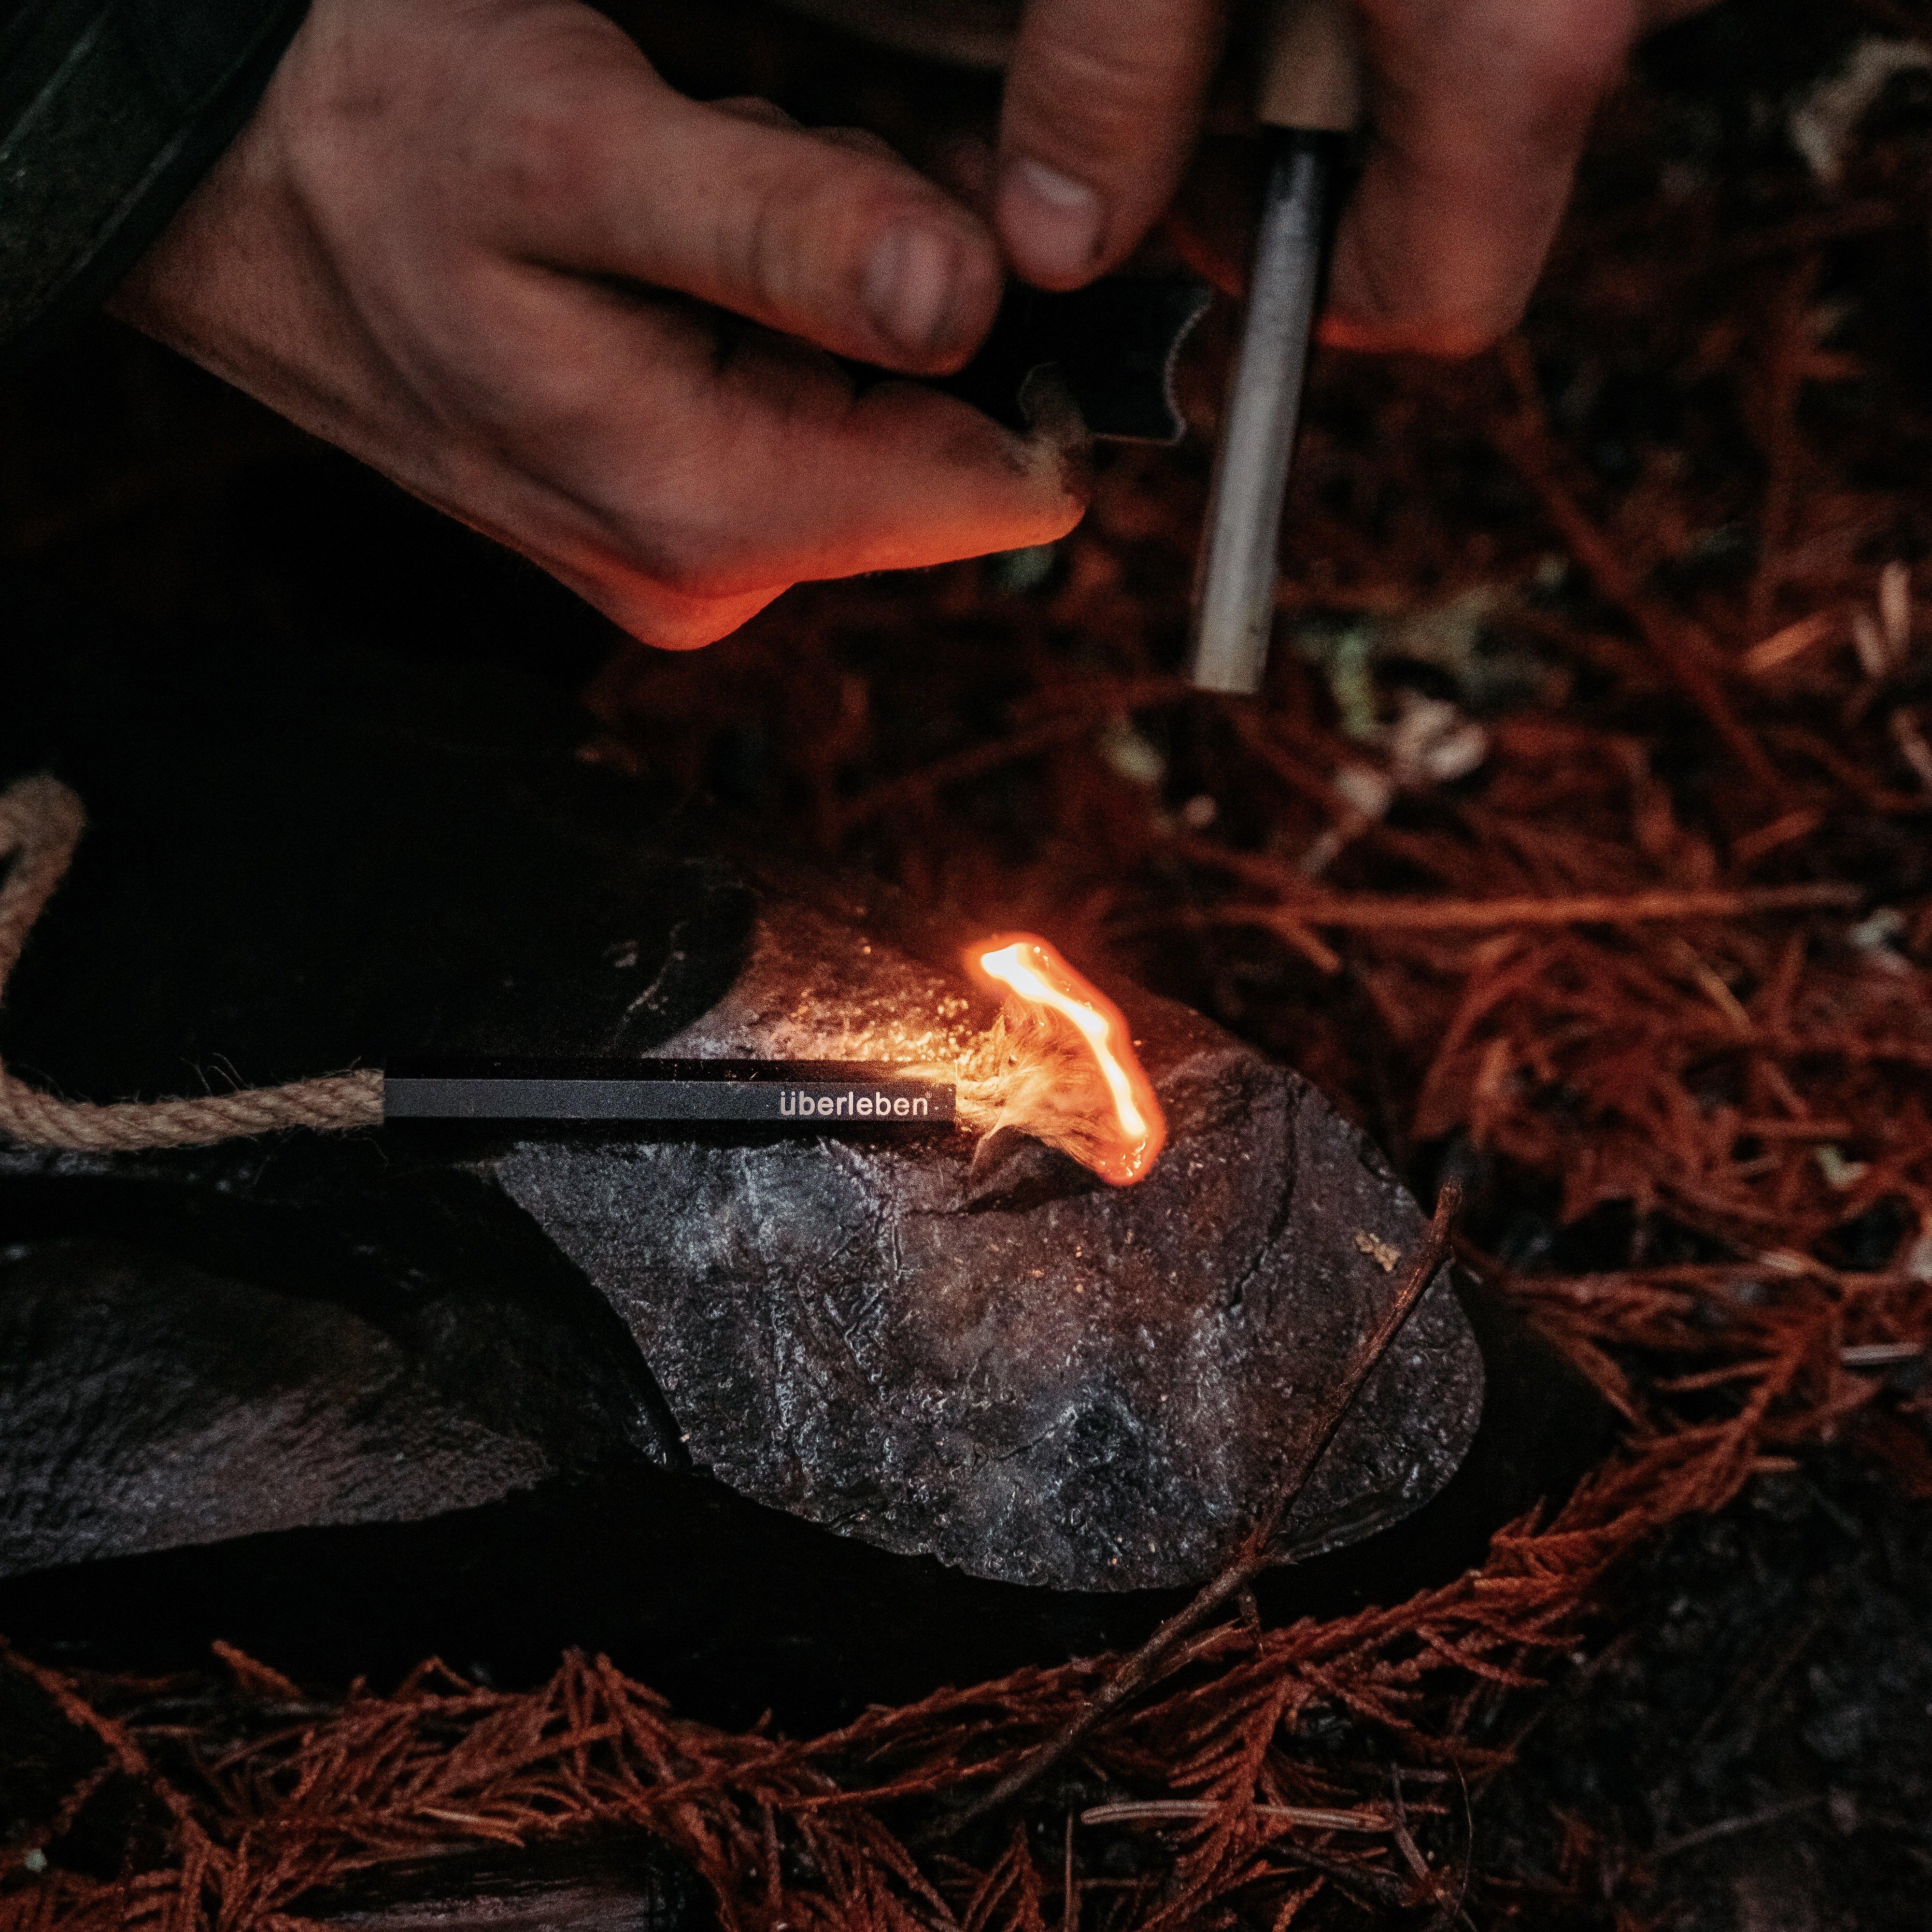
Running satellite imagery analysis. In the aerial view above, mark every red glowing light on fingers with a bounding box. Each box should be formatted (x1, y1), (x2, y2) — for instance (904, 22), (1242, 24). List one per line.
(969, 933), (1166, 1185)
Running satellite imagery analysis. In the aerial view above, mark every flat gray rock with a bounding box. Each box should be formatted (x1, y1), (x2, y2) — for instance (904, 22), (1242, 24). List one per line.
(499, 888), (1482, 1589)
(0, 1239), (580, 1570)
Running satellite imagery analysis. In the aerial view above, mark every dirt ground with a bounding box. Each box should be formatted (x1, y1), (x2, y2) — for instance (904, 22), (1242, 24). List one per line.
(4, 1), (1932, 1926)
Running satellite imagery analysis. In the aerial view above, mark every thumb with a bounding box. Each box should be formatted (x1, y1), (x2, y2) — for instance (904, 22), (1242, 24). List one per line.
(1322, 0), (1636, 355)
(502, 58), (1005, 375)
(997, 0), (1225, 288)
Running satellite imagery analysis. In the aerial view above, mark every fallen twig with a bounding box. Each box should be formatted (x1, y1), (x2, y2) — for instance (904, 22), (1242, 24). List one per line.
(1080, 1800), (1392, 1833)
(1652, 1793), (1825, 1858)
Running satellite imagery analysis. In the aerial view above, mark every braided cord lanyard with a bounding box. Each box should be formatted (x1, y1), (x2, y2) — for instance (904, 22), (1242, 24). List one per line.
(0, 775), (382, 1151)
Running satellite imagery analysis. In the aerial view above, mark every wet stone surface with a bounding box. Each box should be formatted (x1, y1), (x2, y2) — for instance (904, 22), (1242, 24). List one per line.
(0, 640), (1483, 1591)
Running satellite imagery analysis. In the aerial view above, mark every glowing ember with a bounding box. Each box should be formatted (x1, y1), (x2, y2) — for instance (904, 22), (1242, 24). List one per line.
(966, 933), (1166, 1185)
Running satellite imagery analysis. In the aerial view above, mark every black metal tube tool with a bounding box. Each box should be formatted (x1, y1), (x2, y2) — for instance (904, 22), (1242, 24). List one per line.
(1187, 0), (1361, 696)
(384, 1058), (956, 1128)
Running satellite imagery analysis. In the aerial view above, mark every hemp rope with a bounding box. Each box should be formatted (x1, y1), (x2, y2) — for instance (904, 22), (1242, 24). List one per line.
(0, 774), (383, 1151)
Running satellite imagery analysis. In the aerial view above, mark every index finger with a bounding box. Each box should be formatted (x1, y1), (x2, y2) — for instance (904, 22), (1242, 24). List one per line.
(997, 0), (1225, 289)
(480, 279), (1089, 648)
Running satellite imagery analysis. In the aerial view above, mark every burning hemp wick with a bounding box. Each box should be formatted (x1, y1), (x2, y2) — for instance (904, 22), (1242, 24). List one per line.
(945, 935), (1167, 1187)
(0, 776), (1166, 1180)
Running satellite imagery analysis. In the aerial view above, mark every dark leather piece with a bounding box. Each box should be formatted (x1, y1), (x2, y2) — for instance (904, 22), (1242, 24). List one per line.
(0, 0), (310, 369)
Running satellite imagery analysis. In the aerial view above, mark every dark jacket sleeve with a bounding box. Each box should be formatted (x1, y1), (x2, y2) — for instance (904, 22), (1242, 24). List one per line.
(0, 0), (310, 368)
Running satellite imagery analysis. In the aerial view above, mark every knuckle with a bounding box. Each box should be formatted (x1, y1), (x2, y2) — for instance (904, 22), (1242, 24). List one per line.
(466, 16), (646, 220)
(481, 86), (603, 224)
(731, 156), (939, 323)
(636, 510), (755, 603)
(1011, 38), (1183, 165)
(733, 179), (810, 318)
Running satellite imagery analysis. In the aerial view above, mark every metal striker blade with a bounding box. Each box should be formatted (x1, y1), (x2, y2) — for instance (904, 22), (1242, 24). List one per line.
(937, 277), (1212, 445)
(1187, 134), (1337, 696)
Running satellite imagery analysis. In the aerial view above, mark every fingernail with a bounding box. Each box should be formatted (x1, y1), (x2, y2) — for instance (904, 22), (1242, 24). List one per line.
(865, 223), (963, 360)
(997, 156), (1104, 284)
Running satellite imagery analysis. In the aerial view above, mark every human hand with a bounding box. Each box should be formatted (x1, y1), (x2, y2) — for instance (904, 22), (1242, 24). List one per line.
(113, 0), (1083, 649)
(994, 0), (1711, 354)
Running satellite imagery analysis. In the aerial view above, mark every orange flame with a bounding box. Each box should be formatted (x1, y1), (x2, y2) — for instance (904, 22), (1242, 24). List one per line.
(968, 933), (1166, 1185)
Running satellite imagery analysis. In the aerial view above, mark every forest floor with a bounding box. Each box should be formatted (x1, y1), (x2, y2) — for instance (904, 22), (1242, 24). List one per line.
(4, 1), (1932, 1927)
